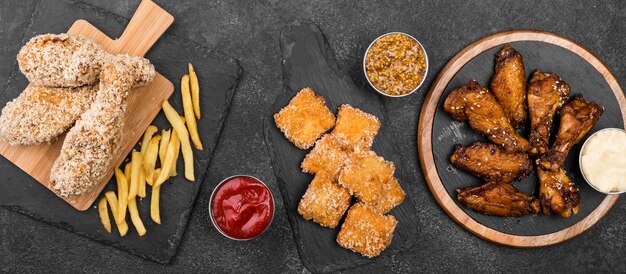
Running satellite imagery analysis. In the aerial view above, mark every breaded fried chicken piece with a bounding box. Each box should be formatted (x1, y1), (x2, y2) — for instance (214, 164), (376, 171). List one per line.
(18, 34), (106, 87)
(0, 85), (98, 145)
(17, 33), (155, 88)
(527, 71), (571, 157)
(50, 60), (134, 197)
(490, 46), (527, 129)
(450, 142), (532, 183)
(457, 181), (540, 217)
(444, 80), (530, 152)
(0, 55), (154, 146)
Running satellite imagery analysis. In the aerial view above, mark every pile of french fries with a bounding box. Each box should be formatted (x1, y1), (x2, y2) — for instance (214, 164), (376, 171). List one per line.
(98, 64), (203, 236)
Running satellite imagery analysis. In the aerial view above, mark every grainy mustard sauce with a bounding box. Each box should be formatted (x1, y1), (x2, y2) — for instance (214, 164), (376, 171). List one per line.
(365, 33), (426, 96)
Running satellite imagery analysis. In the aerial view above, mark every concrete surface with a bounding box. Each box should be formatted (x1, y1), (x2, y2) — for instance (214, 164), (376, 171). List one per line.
(1, 0), (625, 273)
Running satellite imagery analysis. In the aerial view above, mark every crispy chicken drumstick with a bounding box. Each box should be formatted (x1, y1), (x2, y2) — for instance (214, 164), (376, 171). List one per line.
(0, 54), (154, 146)
(50, 60), (135, 197)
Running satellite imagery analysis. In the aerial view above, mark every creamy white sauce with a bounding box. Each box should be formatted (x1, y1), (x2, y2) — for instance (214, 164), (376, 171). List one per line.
(580, 129), (626, 193)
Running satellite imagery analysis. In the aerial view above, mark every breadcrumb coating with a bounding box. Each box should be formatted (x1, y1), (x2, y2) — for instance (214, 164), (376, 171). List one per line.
(336, 203), (397, 257)
(274, 87), (335, 149)
(338, 151), (395, 205)
(301, 134), (348, 179)
(297, 175), (351, 228)
(18, 34), (106, 87)
(17, 33), (155, 88)
(50, 60), (134, 197)
(0, 85), (98, 145)
(332, 104), (380, 152)
(0, 54), (154, 146)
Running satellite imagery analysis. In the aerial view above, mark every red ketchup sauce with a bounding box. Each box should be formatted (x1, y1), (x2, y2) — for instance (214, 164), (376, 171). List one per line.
(210, 176), (274, 239)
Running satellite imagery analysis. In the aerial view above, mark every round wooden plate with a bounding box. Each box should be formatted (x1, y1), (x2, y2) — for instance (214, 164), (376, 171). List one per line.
(418, 30), (625, 247)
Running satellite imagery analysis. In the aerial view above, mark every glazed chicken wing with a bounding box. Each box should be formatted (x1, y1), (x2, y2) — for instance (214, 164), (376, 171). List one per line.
(539, 94), (603, 169)
(536, 166), (580, 217)
(444, 80), (530, 152)
(450, 142), (532, 183)
(536, 94), (603, 217)
(490, 46), (527, 129)
(527, 71), (571, 156)
(457, 181), (540, 217)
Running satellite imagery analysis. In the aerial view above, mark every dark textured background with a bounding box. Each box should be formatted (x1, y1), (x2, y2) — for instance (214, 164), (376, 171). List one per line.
(1, 0), (625, 273)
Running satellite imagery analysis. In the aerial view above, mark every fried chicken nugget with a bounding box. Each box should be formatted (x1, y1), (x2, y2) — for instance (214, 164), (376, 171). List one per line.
(0, 85), (97, 145)
(51, 60), (134, 197)
(371, 177), (405, 214)
(332, 104), (381, 151)
(336, 203), (398, 258)
(297, 174), (351, 228)
(274, 87), (335, 149)
(338, 151), (395, 205)
(301, 134), (348, 179)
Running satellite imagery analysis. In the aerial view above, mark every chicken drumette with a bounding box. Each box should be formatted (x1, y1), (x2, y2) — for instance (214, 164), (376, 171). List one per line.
(450, 142), (532, 183)
(490, 46), (527, 129)
(457, 181), (541, 217)
(536, 94), (603, 217)
(444, 80), (530, 152)
(527, 71), (571, 157)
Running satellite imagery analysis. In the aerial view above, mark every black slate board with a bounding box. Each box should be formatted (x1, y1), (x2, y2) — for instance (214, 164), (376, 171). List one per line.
(0, 0), (241, 264)
(432, 41), (623, 236)
(264, 21), (419, 273)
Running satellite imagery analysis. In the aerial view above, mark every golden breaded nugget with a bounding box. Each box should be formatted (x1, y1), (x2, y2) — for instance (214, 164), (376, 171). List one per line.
(336, 203), (397, 257)
(332, 104), (380, 151)
(298, 175), (351, 228)
(372, 177), (405, 214)
(301, 134), (348, 179)
(274, 88), (335, 149)
(338, 151), (395, 205)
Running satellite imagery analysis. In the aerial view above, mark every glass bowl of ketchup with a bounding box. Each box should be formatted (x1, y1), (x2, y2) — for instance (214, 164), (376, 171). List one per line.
(209, 175), (275, 240)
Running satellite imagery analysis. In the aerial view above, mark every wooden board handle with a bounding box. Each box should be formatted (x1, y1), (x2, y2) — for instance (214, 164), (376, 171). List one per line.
(112, 0), (174, 56)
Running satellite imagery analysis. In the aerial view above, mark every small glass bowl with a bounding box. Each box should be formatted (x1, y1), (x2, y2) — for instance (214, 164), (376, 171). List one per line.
(579, 128), (626, 195)
(363, 32), (429, 98)
(209, 175), (275, 240)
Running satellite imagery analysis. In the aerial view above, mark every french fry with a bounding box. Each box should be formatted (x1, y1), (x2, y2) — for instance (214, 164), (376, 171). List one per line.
(138, 166), (146, 198)
(104, 191), (128, 237)
(189, 63), (201, 119)
(158, 129), (171, 166)
(140, 125), (158, 156)
(181, 75), (203, 150)
(115, 168), (128, 225)
(129, 150), (142, 199)
(128, 197), (146, 236)
(155, 131), (178, 187)
(144, 135), (161, 185)
(124, 162), (132, 183)
(151, 168), (162, 224)
(162, 100), (195, 181)
(98, 197), (111, 233)
(170, 131), (181, 177)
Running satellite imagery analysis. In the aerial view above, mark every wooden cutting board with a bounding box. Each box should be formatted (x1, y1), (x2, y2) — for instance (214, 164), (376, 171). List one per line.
(418, 30), (625, 247)
(0, 0), (174, 211)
